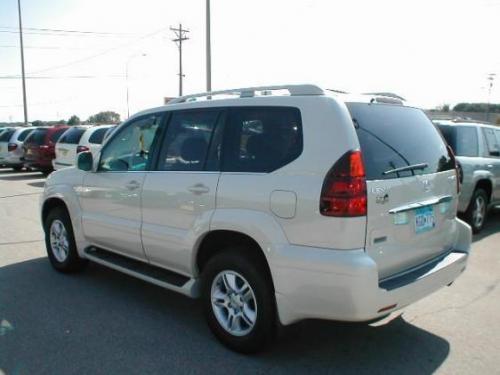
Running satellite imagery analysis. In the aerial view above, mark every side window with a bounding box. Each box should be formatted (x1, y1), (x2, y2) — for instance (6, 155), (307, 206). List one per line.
(99, 114), (162, 172)
(455, 126), (478, 157)
(483, 128), (500, 157)
(50, 128), (68, 143)
(157, 110), (221, 171)
(223, 107), (303, 173)
(18, 129), (33, 142)
(88, 128), (109, 144)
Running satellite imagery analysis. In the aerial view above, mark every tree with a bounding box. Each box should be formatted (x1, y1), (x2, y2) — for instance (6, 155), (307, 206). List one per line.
(32, 120), (45, 127)
(88, 111), (121, 124)
(442, 104), (450, 112)
(67, 115), (81, 125)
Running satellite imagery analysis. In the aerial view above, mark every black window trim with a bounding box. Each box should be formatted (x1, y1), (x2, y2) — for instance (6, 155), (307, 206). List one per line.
(97, 111), (168, 173)
(481, 126), (500, 158)
(151, 107), (227, 172)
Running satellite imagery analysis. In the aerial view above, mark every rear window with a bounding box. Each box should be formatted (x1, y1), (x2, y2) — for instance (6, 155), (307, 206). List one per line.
(59, 127), (86, 144)
(18, 128), (34, 142)
(0, 129), (15, 142)
(438, 125), (478, 157)
(88, 127), (109, 144)
(26, 129), (48, 145)
(49, 128), (68, 143)
(347, 103), (454, 180)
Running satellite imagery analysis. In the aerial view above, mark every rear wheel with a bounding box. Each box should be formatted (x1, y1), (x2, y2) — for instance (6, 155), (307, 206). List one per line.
(44, 206), (87, 272)
(465, 188), (488, 234)
(12, 165), (23, 172)
(201, 249), (276, 353)
(41, 169), (52, 177)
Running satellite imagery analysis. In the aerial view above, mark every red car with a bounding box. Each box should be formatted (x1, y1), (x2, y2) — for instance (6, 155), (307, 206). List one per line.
(23, 126), (69, 175)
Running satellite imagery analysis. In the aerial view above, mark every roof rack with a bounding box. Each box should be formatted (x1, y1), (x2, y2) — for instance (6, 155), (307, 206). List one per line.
(168, 84), (324, 104)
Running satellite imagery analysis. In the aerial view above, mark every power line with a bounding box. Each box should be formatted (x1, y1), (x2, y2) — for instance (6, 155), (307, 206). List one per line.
(0, 44), (109, 50)
(0, 26), (138, 37)
(0, 74), (126, 79)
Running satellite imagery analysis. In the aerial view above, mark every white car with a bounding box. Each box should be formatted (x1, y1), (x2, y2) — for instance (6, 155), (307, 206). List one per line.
(77, 125), (116, 157)
(40, 84), (471, 353)
(0, 127), (35, 171)
(53, 126), (91, 170)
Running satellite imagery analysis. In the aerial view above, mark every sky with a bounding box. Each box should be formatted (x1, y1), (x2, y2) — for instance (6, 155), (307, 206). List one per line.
(0, 0), (499, 123)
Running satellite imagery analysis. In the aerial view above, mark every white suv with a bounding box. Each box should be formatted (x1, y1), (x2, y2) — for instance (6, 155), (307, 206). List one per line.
(40, 85), (471, 353)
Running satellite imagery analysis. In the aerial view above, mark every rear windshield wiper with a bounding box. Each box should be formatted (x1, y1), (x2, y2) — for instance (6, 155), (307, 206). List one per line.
(382, 163), (428, 176)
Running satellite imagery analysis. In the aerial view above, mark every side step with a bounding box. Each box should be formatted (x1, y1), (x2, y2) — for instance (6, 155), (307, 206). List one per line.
(84, 247), (200, 297)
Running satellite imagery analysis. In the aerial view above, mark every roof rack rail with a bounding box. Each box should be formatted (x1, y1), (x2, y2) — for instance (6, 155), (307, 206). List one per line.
(168, 84), (324, 104)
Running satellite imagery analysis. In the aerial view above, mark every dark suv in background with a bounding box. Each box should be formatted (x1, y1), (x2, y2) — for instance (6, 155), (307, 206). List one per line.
(436, 120), (500, 233)
(23, 126), (68, 175)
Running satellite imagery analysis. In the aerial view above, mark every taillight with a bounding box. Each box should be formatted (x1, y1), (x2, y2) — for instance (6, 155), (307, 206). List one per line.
(447, 145), (460, 194)
(8, 143), (17, 152)
(320, 150), (367, 217)
(77, 145), (89, 153)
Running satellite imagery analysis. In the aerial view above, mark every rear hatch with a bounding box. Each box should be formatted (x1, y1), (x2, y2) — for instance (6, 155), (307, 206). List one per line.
(23, 128), (48, 161)
(347, 103), (458, 280)
(55, 127), (87, 167)
(0, 129), (15, 159)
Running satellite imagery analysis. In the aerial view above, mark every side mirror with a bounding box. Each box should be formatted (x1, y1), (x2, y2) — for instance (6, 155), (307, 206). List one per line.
(77, 151), (93, 171)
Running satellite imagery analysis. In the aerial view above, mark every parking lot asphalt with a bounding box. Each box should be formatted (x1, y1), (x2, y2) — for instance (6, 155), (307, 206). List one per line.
(0, 168), (499, 375)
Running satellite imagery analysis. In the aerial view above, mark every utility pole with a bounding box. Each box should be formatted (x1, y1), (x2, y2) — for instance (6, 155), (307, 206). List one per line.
(170, 24), (189, 97)
(206, 0), (212, 93)
(486, 73), (496, 122)
(17, 0), (28, 126)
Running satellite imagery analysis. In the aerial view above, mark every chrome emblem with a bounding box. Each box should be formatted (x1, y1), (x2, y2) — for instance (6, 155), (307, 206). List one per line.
(421, 179), (432, 192)
(372, 187), (389, 204)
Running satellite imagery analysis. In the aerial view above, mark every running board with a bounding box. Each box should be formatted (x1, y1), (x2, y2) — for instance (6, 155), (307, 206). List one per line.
(84, 247), (200, 298)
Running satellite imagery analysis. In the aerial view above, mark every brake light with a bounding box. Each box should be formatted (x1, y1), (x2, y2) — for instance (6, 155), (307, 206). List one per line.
(320, 150), (367, 217)
(8, 143), (17, 152)
(77, 145), (89, 153)
(447, 145), (460, 194)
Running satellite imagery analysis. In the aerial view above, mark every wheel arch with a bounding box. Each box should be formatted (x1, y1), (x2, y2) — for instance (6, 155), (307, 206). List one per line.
(474, 179), (492, 203)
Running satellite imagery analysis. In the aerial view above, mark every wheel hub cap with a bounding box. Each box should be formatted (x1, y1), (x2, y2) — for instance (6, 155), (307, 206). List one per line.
(49, 219), (69, 263)
(211, 270), (257, 336)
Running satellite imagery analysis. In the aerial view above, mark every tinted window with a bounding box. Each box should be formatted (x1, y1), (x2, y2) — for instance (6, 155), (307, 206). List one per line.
(482, 128), (500, 156)
(49, 128), (68, 143)
(0, 129), (15, 142)
(438, 125), (478, 157)
(223, 107), (302, 173)
(18, 128), (33, 142)
(59, 127), (86, 144)
(25, 129), (48, 145)
(99, 114), (162, 172)
(157, 110), (221, 171)
(88, 127), (109, 144)
(348, 103), (453, 180)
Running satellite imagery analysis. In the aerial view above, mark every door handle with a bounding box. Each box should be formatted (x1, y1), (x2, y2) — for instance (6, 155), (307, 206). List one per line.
(188, 183), (210, 194)
(125, 180), (141, 190)
(487, 164), (493, 169)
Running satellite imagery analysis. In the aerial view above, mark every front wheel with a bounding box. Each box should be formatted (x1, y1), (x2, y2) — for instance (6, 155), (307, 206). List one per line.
(44, 206), (87, 272)
(465, 188), (488, 234)
(201, 249), (276, 353)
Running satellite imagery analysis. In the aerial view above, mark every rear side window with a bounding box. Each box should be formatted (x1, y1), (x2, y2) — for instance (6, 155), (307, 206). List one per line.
(88, 128), (109, 144)
(26, 129), (48, 145)
(223, 107), (302, 173)
(348, 103), (454, 180)
(0, 129), (15, 142)
(18, 128), (33, 142)
(59, 127), (86, 144)
(49, 128), (68, 143)
(438, 125), (478, 157)
(482, 128), (500, 157)
(157, 110), (221, 171)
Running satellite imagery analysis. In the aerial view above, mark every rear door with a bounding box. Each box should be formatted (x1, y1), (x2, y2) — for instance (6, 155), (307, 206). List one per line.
(482, 127), (500, 202)
(55, 127), (87, 168)
(347, 103), (458, 280)
(141, 109), (223, 274)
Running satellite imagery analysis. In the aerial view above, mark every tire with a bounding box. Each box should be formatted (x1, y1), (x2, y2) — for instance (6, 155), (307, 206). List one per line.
(41, 169), (52, 177)
(201, 249), (277, 353)
(464, 188), (488, 234)
(44, 206), (87, 273)
(12, 165), (23, 172)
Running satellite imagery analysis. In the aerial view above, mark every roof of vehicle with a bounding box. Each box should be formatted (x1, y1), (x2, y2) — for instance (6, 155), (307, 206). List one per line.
(131, 84), (408, 120)
(434, 119), (499, 130)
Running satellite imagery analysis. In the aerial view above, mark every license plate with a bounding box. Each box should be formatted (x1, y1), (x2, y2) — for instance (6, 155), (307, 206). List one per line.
(415, 206), (436, 234)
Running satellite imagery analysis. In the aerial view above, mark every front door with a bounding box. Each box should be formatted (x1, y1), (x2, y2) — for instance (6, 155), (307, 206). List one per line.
(79, 113), (163, 261)
(141, 109), (224, 274)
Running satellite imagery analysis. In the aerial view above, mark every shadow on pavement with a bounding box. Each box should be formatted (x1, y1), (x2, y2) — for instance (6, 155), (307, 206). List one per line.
(27, 181), (46, 188)
(0, 173), (45, 181)
(0, 258), (449, 375)
(473, 208), (500, 242)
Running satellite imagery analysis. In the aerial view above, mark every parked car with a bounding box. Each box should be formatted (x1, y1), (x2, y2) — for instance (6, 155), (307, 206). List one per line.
(24, 126), (68, 175)
(0, 127), (35, 171)
(77, 124), (116, 158)
(53, 126), (91, 170)
(435, 120), (500, 233)
(41, 85), (471, 353)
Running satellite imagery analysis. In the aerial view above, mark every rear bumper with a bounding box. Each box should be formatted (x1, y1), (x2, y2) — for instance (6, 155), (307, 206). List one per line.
(0, 154), (23, 166)
(272, 218), (471, 325)
(24, 158), (53, 170)
(53, 160), (74, 170)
